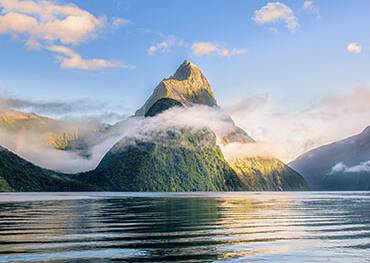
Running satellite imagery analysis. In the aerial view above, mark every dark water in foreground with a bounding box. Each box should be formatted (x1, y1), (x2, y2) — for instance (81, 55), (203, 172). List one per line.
(0, 192), (369, 263)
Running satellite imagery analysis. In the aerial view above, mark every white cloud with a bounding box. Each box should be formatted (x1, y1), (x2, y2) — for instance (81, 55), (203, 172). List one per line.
(302, 0), (320, 16)
(346, 42), (362, 54)
(148, 39), (246, 58)
(147, 41), (172, 55)
(252, 2), (299, 31)
(191, 42), (247, 57)
(0, 11), (37, 33)
(0, 0), (132, 70)
(0, 0), (105, 45)
(303, 0), (314, 11)
(330, 161), (370, 174)
(48, 45), (134, 70)
(112, 17), (130, 28)
(147, 37), (182, 56)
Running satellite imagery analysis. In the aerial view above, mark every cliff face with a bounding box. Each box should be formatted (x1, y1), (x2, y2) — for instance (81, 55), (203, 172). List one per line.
(135, 60), (217, 116)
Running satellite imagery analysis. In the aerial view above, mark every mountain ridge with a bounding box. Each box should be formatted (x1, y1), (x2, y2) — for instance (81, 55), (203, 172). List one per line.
(0, 145), (92, 191)
(290, 126), (370, 190)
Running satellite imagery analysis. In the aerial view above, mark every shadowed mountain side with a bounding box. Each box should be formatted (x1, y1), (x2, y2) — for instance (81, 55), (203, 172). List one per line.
(320, 173), (370, 191)
(145, 98), (183, 117)
(290, 126), (370, 190)
(0, 146), (93, 192)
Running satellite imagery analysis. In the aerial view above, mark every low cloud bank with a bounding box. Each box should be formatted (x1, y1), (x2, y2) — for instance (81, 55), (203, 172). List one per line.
(330, 161), (370, 174)
(0, 95), (128, 123)
(0, 105), (281, 173)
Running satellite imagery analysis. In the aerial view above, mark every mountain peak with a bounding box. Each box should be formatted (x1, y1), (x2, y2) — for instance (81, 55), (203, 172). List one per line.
(135, 60), (217, 116)
(173, 60), (199, 81)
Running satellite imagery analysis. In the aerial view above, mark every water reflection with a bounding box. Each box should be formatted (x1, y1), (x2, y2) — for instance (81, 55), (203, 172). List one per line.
(0, 192), (369, 262)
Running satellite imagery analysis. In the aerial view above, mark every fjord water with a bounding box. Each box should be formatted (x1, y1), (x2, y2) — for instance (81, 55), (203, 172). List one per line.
(0, 192), (369, 262)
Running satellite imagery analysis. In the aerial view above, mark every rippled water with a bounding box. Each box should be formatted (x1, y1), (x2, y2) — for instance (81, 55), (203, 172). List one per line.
(0, 192), (369, 262)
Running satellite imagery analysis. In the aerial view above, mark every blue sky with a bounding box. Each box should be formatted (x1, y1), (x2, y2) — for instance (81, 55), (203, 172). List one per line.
(1, 0), (370, 160)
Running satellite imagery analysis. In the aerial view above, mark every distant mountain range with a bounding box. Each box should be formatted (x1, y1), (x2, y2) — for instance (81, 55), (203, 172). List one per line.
(290, 126), (370, 190)
(0, 60), (308, 192)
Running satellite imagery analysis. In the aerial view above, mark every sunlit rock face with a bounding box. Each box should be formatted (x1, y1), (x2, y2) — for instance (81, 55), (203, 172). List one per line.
(135, 60), (217, 116)
(230, 158), (308, 191)
(135, 60), (254, 144)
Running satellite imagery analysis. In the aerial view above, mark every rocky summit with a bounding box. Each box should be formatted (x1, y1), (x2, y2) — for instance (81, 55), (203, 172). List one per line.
(135, 60), (217, 116)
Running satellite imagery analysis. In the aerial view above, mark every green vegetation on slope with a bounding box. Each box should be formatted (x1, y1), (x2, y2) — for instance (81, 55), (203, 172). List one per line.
(77, 128), (245, 191)
(230, 158), (308, 191)
(75, 127), (308, 192)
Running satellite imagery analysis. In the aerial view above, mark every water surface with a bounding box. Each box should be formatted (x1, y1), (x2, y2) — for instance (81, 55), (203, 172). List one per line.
(0, 192), (369, 262)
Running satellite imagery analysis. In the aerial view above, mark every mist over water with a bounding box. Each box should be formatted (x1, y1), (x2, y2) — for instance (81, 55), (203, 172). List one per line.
(0, 192), (369, 262)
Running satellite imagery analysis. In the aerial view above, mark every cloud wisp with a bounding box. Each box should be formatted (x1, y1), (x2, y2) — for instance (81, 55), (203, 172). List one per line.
(0, 94), (128, 123)
(330, 161), (370, 174)
(302, 0), (319, 14)
(146, 37), (246, 58)
(0, 0), (132, 70)
(147, 36), (184, 56)
(252, 2), (299, 31)
(346, 42), (362, 54)
(191, 42), (246, 57)
(48, 45), (134, 70)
